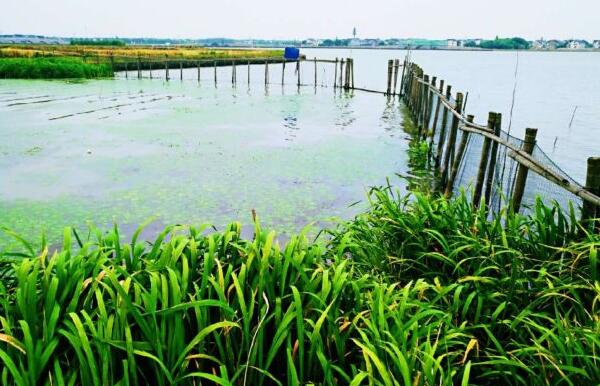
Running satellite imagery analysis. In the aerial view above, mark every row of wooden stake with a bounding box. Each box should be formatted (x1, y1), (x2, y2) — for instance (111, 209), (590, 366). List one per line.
(109, 56), (355, 90)
(401, 60), (600, 225)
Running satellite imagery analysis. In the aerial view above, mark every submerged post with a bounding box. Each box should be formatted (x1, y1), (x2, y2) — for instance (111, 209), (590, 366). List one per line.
(297, 59), (301, 87)
(314, 57), (317, 86)
(393, 59), (400, 95)
(164, 57), (169, 81)
(214, 60), (217, 85)
(434, 85), (452, 171)
(511, 128), (538, 213)
(247, 60), (251, 85)
(399, 58), (407, 98)
(180, 61), (183, 81)
(197, 61), (200, 83)
(350, 58), (354, 89)
(334, 58), (338, 88)
(386, 59), (393, 95)
(440, 92), (463, 190)
(473, 112), (497, 207)
(418, 75), (430, 139)
(282, 61), (286, 85)
(582, 157), (600, 227)
(338, 59), (344, 89)
(265, 60), (269, 85)
(445, 114), (474, 198)
(483, 113), (503, 208)
(149, 61), (153, 79)
(137, 56), (141, 79)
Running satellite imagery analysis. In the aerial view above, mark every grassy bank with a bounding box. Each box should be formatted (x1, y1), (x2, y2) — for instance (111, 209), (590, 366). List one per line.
(0, 57), (113, 79)
(0, 45), (284, 79)
(0, 189), (598, 385)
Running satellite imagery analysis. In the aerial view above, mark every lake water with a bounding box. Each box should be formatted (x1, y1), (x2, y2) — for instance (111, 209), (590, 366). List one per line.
(0, 73), (408, 248)
(1, 49), (598, 248)
(302, 48), (600, 183)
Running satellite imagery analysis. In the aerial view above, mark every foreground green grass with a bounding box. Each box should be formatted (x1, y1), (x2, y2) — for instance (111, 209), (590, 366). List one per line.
(0, 57), (113, 79)
(0, 189), (598, 385)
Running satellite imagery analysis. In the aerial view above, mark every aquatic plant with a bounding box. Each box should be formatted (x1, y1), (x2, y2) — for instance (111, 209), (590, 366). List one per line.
(0, 58), (113, 79)
(0, 190), (598, 385)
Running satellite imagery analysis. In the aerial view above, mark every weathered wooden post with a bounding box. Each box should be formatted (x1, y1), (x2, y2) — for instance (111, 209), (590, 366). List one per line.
(350, 58), (354, 88)
(149, 61), (153, 79)
(473, 112), (497, 207)
(338, 59), (344, 89)
(247, 60), (251, 85)
(393, 59), (400, 94)
(124, 61), (128, 79)
(180, 61), (183, 81)
(164, 56), (169, 81)
(424, 77), (436, 138)
(386, 59), (393, 95)
(197, 61), (200, 83)
(137, 56), (141, 79)
(440, 92), (464, 190)
(282, 61), (286, 85)
(344, 58), (351, 89)
(265, 60), (269, 85)
(214, 60), (217, 85)
(434, 85), (452, 170)
(483, 113), (503, 207)
(445, 114), (474, 197)
(418, 75), (430, 139)
(428, 79), (445, 159)
(399, 58), (407, 98)
(582, 157), (600, 227)
(314, 57), (317, 86)
(511, 128), (538, 213)
(297, 59), (301, 87)
(333, 58), (338, 88)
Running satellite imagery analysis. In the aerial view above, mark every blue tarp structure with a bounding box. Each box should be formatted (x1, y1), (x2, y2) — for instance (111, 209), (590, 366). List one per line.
(284, 47), (300, 60)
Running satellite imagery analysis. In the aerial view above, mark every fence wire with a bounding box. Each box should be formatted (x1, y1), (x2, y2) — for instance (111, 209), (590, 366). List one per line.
(403, 61), (590, 217)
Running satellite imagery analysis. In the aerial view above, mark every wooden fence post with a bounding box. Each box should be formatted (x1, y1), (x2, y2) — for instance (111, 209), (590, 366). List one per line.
(399, 58), (407, 97)
(282, 61), (286, 85)
(440, 92), (464, 190)
(483, 113), (503, 208)
(180, 61), (183, 81)
(214, 60), (217, 85)
(434, 85), (452, 171)
(248, 60), (251, 85)
(445, 114), (474, 197)
(386, 59), (393, 95)
(418, 75), (430, 139)
(393, 59), (400, 94)
(297, 59), (302, 87)
(334, 58), (338, 88)
(428, 79), (445, 160)
(314, 57), (317, 86)
(582, 157), (600, 227)
(473, 112), (497, 207)
(164, 57), (168, 81)
(264, 60), (269, 85)
(338, 59), (344, 89)
(349, 58), (354, 89)
(511, 128), (538, 213)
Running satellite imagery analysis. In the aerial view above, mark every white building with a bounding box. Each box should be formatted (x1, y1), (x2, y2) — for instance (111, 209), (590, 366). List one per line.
(594, 40), (600, 49)
(567, 40), (587, 49)
(447, 39), (458, 48)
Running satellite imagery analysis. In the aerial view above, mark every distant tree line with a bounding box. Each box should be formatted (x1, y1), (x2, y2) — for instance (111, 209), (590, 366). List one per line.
(70, 39), (126, 46)
(465, 37), (530, 50)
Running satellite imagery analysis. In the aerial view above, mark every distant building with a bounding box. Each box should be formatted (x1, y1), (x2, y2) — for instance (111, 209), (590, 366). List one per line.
(593, 40), (600, 49)
(348, 38), (362, 47)
(566, 40), (589, 49)
(447, 39), (459, 48)
(473, 39), (482, 46)
(303, 39), (320, 47)
(546, 40), (562, 49)
(532, 39), (546, 49)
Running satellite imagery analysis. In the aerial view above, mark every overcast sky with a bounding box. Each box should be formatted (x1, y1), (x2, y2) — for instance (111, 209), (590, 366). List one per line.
(1, 0), (598, 40)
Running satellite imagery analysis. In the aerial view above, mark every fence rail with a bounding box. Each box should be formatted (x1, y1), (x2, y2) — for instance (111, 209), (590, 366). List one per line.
(400, 60), (600, 224)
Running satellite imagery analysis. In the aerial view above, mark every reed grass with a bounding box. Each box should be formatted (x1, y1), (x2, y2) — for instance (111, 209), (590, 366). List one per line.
(0, 57), (113, 79)
(0, 189), (598, 385)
